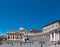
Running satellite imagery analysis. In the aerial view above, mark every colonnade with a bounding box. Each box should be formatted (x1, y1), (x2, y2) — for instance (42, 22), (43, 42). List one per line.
(50, 31), (60, 42)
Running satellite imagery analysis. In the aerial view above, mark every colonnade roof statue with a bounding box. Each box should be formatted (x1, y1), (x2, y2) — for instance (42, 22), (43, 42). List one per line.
(30, 29), (42, 33)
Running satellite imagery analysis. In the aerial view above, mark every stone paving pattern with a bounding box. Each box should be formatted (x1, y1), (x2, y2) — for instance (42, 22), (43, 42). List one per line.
(0, 41), (60, 47)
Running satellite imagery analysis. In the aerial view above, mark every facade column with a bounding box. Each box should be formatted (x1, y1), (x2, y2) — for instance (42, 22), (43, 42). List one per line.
(10, 35), (12, 40)
(14, 34), (16, 40)
(59, 31), (60, 41)
(53, 32), (56, 42)
(46, 35), (47, 42)
(50, 33), (53, 41)
(9, 35), (11, 40)
(44, 35), (46, 42)
(12, 35), (13, 40)
(11, 35), (12, 39)
(58, 31), (59, 41)
(46, 34), (49, 42)
(7, 35), (8, 40)
(54, 32), (59, 42)
(59, 32), (60, 41)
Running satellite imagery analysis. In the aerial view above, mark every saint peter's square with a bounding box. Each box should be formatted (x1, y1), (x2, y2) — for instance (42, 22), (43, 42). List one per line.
(0, 20), (60, 47)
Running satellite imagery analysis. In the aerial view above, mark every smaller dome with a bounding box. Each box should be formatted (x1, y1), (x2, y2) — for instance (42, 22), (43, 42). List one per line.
(19, 27), (24, 31)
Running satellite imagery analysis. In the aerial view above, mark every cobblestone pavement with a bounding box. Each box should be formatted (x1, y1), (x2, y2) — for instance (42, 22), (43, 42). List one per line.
(0, 41), (60, 47)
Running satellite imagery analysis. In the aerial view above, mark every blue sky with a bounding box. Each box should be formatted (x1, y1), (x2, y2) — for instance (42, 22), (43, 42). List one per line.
(0, 0), (60, 35)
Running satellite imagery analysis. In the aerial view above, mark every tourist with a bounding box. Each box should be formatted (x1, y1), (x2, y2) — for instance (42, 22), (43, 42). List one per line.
(41, 44), (43, 47)
(12, 43), (13, 46)
(20, 42), (22, 46)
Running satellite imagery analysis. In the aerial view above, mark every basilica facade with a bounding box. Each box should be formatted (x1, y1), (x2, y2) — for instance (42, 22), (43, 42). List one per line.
(7, 27), (27, 42)
(7, 20), (60, 42)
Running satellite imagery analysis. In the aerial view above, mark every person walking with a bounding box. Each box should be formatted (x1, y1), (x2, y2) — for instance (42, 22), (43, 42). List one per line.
(12, 43), (13, 46)
(20, 42), (22, 46)
(41, 44), (43, 47)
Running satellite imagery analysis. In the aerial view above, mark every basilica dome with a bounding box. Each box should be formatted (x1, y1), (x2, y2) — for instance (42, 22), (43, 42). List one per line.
(19, 27), (24, 31)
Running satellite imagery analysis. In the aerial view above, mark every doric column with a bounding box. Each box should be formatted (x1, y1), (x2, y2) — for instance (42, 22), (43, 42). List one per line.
(54, 32), (56, 42)
(50, 33), (53, 41)
(59, 32), (60, 40)
(14, 34), (16, 40)
(45, 35), (47, 42)
(9, 35), (12, 40)
(7, 35), (8, 40)
(58, 31), (59, 41)
(12, 35), (13, 39)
